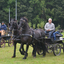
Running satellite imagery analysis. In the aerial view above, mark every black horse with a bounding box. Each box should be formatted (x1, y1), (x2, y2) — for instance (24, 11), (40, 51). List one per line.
(18, 17), (47, 59)
(9, 17), (47, 59)
(9, 20), (27, 58)
(9, 19), (36, 59)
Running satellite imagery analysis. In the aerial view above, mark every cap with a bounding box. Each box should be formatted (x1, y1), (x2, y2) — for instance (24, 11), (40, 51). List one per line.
(2, 21), (4, 23)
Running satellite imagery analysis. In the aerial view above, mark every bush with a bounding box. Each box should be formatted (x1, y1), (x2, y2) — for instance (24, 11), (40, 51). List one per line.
(40, 21), (45, 29)
(28, 22), (31, 27)
(37, 21), (45, 29)
(56, 24), (61, 30)
(33, 24), (35, 29)
(37, 24), (40, 28)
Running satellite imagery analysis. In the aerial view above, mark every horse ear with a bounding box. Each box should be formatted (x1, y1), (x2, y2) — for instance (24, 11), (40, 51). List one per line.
(23, 17), (28, 22)
(18, 21), (20, 24)
(9, 23), (10, 26)
(23, 20), (25, 22)
(11, 18), (14, 22)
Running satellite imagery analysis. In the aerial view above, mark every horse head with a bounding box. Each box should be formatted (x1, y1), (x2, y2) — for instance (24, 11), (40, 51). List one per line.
(9, 19), (18, 31)
(18, 17), (28, 30)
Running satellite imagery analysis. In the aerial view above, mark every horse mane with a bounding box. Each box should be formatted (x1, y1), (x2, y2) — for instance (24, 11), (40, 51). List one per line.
(10, 18), (18, 23)
(20, 17), (28, 22)
(23, 17), (28, 22)
(10, 18), (14, 22)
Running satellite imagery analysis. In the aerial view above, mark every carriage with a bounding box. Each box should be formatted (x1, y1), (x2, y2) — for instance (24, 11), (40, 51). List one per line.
(36, 32), (64, 56)
(9, 17), (64, 59)
(0, 30), (13, 48)
(13, 29), (64, 56)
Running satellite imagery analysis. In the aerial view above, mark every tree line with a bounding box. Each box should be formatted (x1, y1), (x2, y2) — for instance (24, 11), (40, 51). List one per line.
(0, 0), (64, 29)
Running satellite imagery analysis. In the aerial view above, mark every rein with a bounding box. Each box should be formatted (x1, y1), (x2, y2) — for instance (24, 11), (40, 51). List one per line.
(13, 29), (19, 38)
(13, 29), (18, 31)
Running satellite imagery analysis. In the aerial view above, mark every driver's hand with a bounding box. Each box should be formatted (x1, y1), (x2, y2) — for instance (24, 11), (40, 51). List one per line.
(47, 29), (50, 31)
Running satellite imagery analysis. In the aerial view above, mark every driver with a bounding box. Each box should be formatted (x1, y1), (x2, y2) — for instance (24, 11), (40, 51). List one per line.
(44, 18), (55, 38)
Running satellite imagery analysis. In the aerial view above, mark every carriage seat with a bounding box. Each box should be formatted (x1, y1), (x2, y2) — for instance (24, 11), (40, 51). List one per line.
(56, 34), (63, 37)
(45, 33), (49, 37)
(45, 32), (63, 37)
(45, 32), (63, 40)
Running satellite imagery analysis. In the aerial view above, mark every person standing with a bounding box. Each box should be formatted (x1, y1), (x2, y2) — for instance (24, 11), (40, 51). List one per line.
(44, 18), (55, 38)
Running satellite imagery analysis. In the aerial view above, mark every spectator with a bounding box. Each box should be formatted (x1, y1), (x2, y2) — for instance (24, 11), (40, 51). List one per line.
(0, 21), (7, 36)
(1, 21), (7, 30)
(0, 23), (1, 30)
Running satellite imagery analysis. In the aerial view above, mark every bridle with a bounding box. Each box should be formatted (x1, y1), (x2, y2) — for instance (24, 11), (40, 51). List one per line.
(19, 19), (26, 30)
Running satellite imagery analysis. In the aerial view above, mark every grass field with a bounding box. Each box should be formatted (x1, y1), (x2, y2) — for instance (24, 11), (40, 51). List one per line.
(0, 43), (64, 64)
(0, 32), (64, 64)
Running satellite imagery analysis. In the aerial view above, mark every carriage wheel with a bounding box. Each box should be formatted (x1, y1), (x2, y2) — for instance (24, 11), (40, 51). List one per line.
(46, 44), (53, 53)
(0, 39), (5, 48)
(8, 38), (13, 47)
(37, 50), (43, 55)
(53, 44), (61, 56)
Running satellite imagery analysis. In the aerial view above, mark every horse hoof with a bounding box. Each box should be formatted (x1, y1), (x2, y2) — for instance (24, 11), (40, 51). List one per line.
(21, 52), (25, 55)
(27, 53), (28, 57)
(43, 55), (45, 57)
(33, 56), (36, 58)
(23, 57), (26, 59)
(12, 56), (15, 58)
(32, 53), (34, 56)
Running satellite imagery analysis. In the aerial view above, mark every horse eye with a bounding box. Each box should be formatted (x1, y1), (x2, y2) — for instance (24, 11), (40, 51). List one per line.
(9, 23), (10, 26)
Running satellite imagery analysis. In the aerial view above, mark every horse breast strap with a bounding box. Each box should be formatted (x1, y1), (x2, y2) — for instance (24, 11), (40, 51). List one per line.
(30, 31), (35, 44)
(30, 31), (34, 38)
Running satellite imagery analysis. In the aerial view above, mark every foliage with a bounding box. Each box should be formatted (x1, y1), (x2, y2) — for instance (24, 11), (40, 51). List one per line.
(37, 21), (45, 29)
(45, 0), (64, 29)
(37, 24), (40, 28)
(28, 22), (31, 27)
(40, 21), (45, 29)
(0, 0), (64, 29)
(33, 24), (35, 29)
(56, 24), (61, 30)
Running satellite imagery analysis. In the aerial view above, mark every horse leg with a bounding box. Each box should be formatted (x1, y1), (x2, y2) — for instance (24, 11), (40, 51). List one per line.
(32, 43), (37, 58)
(22, 44), (26, 54)
(19, 43), (25, 55)
(23, 43), (29, 59)
(12, 42), (17, 58)
(32, 44), (35, 56)
(42, 44), (46, 57)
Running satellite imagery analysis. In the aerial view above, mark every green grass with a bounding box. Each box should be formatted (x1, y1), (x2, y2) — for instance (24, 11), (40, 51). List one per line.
(62, 32), (64, 37)
(0, 43), (64, 64)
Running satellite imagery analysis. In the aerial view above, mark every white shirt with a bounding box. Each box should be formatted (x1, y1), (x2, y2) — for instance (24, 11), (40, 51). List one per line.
(0, 23), (1, 28)
(44, 22), (55, 31)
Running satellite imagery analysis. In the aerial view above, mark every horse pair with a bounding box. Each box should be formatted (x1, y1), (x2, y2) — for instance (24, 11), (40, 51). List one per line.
(9, 17), (47, 59)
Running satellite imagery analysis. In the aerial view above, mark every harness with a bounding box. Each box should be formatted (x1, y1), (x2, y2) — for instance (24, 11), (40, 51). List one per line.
(12, 29), (20, 40)
(30, 30), (35, 44)
(12, 28), (44, 44)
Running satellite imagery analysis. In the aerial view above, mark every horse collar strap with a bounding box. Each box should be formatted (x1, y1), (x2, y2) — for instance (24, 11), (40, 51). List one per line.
(13, 29), (18, 31)
(30, 31), (35, 44)
(20, 34), (32, 37)
(32, 31), (35, 38)
(30, 35), (32, 37)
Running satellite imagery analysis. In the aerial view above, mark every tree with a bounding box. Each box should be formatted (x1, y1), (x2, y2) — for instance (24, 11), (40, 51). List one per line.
(0, 0), (15, 24)
(45, 0), (64, 28)
(0, 0), (64, 29)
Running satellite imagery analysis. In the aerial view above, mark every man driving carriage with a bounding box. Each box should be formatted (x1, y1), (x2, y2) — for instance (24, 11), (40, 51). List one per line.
(44, 18), (55, 38)
(44, 18), (63, 41)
